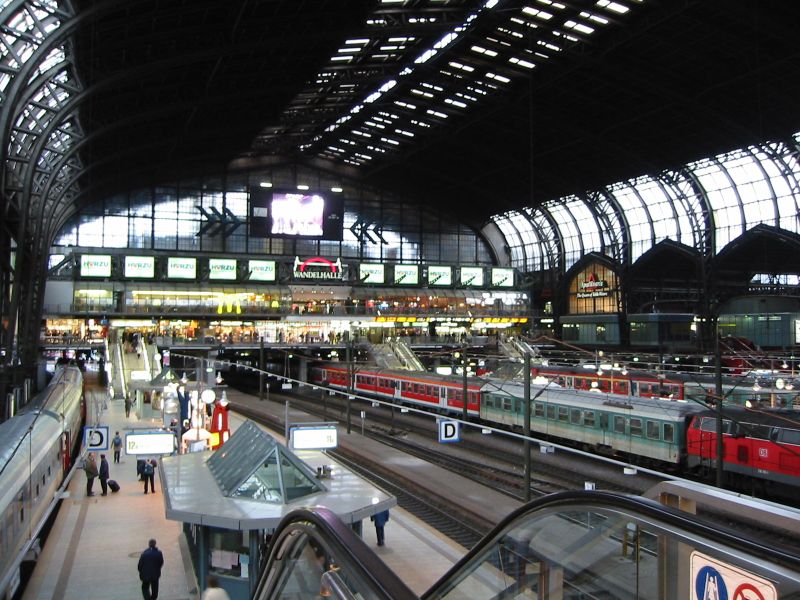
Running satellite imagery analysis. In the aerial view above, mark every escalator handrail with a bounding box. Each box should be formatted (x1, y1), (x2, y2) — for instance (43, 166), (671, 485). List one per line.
(256, 506), (420, 600)
(421, 490), (800, 599)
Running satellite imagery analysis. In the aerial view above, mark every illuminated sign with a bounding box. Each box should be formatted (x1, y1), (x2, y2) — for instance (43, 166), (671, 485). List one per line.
(125, 431), (176, 455)
(394, 264), (419, 285)
(460, 266), (484, 287)
(290, 425), (338, 450)
(80, 255), (112, 278)
(248, 260), (276, 282)
(428, 265), (452, 286)
(124, 256), (154, 279)
(168, 257), (196, 279)
(359, 263), (385, 284)
(577, 272), (609, 298)
(492, 268), (514, 288)
(209, 258), (237, 280)
(292, 256), (344, 280)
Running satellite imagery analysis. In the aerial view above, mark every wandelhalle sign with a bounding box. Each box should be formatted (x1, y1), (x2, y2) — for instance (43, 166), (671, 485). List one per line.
(292, 256), (344, 280)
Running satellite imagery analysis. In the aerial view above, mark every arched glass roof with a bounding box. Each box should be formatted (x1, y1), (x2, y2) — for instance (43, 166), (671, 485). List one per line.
(488, 134), (800, 272)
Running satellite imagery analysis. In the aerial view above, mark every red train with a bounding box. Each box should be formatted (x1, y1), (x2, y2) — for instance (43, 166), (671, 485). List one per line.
(312, 363), (800, 492)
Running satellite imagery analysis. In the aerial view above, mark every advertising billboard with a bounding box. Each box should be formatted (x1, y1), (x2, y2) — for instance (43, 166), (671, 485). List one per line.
(393, 264), (419, 285)
(167, 257), (196, 279)
(209, 258), (237, 280)
(248, 259), (276, 282)
(460, 266), (484, 287)
(124, 256), (154, 279)
(80, 254), (112, 278)
(359, 263), (385, 284)
(491, 267), (514, 287)
(428, 265), (452, 286)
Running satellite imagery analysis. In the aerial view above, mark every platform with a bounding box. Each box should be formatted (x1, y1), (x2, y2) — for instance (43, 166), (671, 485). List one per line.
(21, 384), (474, 599)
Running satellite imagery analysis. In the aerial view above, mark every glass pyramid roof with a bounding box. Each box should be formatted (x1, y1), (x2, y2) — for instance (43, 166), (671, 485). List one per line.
(207, 420), (326, 504)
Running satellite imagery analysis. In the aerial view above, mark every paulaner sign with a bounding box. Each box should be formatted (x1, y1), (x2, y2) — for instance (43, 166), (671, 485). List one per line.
(577, 272), (609, 298)
(293, 256), (344, 280)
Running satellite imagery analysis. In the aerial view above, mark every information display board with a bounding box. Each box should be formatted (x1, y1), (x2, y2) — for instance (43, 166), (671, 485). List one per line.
(80, 255), (112, 278)
(209, 258), (237, 280)
(460, 266), (484, 286)
(359, 263), (385, 284)
(168, 257), (196, 279)
(125, 256), (155, 278)
(393, 264), (419, 285)
(248, 259), (276, 281)
(428, 265), (452, 286)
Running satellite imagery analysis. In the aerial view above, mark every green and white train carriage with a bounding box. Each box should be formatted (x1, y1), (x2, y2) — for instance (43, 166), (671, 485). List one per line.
(480, 381), (706, 465)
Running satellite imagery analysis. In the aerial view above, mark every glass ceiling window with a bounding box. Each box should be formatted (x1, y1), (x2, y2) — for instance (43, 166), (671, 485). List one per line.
(488, 133), (800, 272)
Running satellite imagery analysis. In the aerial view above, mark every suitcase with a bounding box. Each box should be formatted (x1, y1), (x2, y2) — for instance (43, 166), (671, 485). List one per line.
(108, 479), (120, 493)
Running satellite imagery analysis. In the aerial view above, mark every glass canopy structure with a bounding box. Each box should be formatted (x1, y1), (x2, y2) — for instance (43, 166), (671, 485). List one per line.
(488, 135), (800, 273)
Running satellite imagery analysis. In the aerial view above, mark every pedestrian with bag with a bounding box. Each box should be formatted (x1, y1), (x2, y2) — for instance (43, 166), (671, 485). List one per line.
(137, 538), (164, 600)
(99, 454), (110, 496)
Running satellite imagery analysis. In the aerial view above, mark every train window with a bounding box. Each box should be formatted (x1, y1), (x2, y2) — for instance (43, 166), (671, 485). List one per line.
(779, 428), (800, 445)
(534, 403), (544, 417)
(584, 411), (595, 427)
(558, 407), (569, 422)
(546, 405), (556, 420)
(646, 421), (660, 439)
(502, 398), (512, 412)
(742, 424), (772, 440)
(36, 484), (40, 498)
(570, 409), (581, 424)
(699, 417), (718, 433)
(630, 418), (643, 437)
(663, 424), (674, 442)
(48, 466), (51, 477)
(614, 416), (626, 433)
(42, 474), (46, 487)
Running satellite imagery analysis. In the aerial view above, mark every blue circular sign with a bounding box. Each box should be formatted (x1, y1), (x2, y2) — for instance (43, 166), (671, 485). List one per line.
(696, 566), (728, 600)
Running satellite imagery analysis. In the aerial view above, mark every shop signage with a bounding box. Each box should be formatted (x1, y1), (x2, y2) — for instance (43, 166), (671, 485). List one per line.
(492, 267), (514, 287)
(168, 257), (196, 279)
(80, 254), (112, 278)
(209, 258), (237, 280)
(428, 265), (452, 286)
(577, 272), (609, 298)
(460, 266), (484, 287)
(248, 259), (276, 282)
(293, 256), (344, 280)
(394, 264), (419, 285)
(359, 263), (385, 284)
(124, 256), (154, 279)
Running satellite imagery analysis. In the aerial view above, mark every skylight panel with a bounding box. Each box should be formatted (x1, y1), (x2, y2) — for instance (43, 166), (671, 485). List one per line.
(522, 7), (554, 20)
(352, 129), (372, 138)
(486, 72), (511, 84)
(564, 20), (595, 35)
(410, 119), (431, 128)
(394, 100), (417, 110)
(509, 56), (535, 69)
(411, 88), (434, 99)
(426, 109), (448, 119)
(499, 25), (525, 38)
(596, 0), (630, 15)
(444, 98), (467, 109)
(346, 38), (370, 45)
(449, 61), (475, 72)
(582, 11), (609, 25)
(330, 55), (352, 62)
(395, 128), (415, 137)
(380, 137), (400, 146)
(471, 45), (498, 57)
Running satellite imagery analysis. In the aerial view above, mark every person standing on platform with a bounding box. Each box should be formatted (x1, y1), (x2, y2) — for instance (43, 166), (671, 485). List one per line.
(137, 538), (164, 600)
(370, 509), (390, 546)
(125, 393), (132, 418)
(201, 575), (231, 600)
(83, 452), (98, 497)
(143, 458), (156, 494)
(112, 431), (123, 463)
(99, 454), (110, 496)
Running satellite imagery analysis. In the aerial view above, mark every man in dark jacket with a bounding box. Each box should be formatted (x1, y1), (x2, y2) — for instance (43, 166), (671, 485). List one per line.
(370, 509), (390, 546)
(137, 538), (164, 600)
(99, 454), (110, 496)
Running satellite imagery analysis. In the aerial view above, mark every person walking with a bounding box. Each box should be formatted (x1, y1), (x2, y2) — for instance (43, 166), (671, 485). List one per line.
(143, 458), (156, 494)
(370, 509), (390, 546)
(83, 452), (98, 497)
(112, 431), (123, 463)
(201, 575), (231, 600)
(125, 393), (132, 418)
(99, 454), (110, 496)
(137, 538), (164, 600)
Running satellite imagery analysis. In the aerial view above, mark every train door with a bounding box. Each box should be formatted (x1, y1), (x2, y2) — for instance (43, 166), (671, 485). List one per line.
(61, 431), (71, 472)
(393, 379), (402, 400)
(599, 413), (611, 448)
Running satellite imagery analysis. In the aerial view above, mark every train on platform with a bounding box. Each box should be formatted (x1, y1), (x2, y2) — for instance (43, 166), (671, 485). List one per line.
(528, 363), (799, 408)
(0, 365), (85, 600)
(310, 363), (800, 492)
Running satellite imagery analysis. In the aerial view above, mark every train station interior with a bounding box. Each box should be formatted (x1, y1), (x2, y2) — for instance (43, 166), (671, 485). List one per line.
(1, 2), (800, 599)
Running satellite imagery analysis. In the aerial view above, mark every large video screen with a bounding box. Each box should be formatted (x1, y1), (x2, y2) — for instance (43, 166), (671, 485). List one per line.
(248, 190), (345, 240)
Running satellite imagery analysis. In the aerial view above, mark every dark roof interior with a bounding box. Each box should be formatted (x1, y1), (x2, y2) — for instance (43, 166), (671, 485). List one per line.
(70, 0), (800, 227)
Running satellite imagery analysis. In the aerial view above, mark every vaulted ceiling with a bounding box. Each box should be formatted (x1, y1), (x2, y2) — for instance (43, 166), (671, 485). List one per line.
(68, 0), (800, 227)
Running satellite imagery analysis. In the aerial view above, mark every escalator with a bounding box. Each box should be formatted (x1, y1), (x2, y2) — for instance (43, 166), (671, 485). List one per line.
(254, 491), (800, 600)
